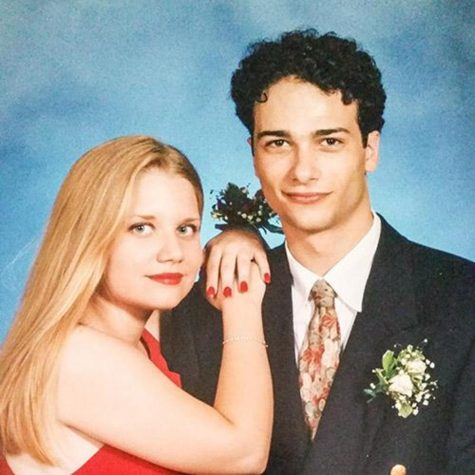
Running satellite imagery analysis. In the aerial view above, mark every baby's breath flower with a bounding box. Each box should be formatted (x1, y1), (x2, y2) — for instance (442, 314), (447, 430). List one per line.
(364, 341), (438, 418)
(210, 182), (283, 236)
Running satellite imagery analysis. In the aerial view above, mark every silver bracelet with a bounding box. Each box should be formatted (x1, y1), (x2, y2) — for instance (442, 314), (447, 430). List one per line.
(222, 336), (268, 347)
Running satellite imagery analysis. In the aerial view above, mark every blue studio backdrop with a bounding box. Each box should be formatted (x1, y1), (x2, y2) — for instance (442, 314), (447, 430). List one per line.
(1, 0), (474, 340)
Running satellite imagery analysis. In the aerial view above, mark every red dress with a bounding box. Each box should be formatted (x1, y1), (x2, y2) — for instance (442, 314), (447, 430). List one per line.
(0, 330), (182, 475)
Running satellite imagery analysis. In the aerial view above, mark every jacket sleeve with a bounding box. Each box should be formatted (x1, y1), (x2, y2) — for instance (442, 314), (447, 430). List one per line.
(161, 282), (223, 405)
(446, 339), (475, 474)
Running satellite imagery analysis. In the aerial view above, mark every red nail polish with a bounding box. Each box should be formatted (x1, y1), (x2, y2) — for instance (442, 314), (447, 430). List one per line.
(240, 281), (248, 293)
(206, 286), (216, 298)
(264, 273), (271, 284)
(223, 287), (232, 298)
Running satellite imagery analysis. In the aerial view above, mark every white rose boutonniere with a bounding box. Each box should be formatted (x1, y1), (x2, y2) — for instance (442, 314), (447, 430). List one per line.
(364, 340), (438, 418)
(388, 373), (414, 397)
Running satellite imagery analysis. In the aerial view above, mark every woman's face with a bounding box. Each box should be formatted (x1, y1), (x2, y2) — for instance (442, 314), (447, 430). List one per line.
(102, 169), (202, 316)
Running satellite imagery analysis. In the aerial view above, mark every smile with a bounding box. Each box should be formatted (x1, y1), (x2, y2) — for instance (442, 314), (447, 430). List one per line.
(147, 273), (184, 285)
(284, 192), (331, 204)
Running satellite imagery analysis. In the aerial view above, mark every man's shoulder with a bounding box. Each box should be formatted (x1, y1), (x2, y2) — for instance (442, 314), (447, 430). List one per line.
(402, 234), (474, 286)
(381, 215), (474, 280)
(407, 241), (474, 323)
(381, 219), (474, 329)
(173, 281), (213, 313)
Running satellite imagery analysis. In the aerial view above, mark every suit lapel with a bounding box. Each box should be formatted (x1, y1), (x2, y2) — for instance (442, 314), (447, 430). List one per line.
(302, 218), (422, 474)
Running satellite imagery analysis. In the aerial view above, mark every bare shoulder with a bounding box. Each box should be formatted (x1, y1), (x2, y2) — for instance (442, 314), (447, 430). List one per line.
(62, 324), (137, 354)
(57, 325), (163, 421)
(60, 325), (144, 378)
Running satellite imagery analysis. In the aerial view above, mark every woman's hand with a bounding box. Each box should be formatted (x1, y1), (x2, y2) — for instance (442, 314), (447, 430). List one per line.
(204, 228), (270, 303)
(210, 260), (266, 312)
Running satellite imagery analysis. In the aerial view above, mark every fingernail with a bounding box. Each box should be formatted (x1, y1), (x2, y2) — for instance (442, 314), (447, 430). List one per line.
(223, 287), (232, 298)
(239, 281), (248, 293)
(206, 286), (216, 298)
(264, 273), (271, 284)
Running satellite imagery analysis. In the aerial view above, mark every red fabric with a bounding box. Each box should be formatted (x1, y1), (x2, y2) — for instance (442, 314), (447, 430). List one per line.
(74, 443), (179, 475)
(1, 330), (182, 474)
(0, 457), (13, 475)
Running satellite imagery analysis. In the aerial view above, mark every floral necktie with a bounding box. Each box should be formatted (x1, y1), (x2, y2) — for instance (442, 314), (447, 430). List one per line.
(298, 279), (341, 439)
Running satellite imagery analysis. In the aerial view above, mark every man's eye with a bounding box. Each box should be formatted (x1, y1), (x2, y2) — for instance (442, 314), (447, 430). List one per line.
(129, 223), (154, 235)
(177, 224), (198, 236)
(265, 139), (287, 148)
(322, 137), (341, 146)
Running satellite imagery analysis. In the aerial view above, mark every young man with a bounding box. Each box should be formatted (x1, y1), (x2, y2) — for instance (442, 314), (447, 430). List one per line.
(162, 30), (474, 474)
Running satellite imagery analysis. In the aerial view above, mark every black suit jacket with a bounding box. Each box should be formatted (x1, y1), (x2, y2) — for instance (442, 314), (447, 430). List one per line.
(162, 217), (475, 474)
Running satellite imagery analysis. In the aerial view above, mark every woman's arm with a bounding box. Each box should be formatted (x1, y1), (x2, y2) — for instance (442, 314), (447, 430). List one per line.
(57, 264), (272, 474)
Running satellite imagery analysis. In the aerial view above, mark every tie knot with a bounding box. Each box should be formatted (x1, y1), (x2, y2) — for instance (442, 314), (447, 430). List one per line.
(310, 279), (336, 308)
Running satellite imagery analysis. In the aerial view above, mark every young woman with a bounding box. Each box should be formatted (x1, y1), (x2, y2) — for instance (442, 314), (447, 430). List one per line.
(0, 136), (272, 474)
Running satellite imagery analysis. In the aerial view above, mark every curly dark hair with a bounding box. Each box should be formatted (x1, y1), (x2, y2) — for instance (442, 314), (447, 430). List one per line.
(231, 29), (386, 145)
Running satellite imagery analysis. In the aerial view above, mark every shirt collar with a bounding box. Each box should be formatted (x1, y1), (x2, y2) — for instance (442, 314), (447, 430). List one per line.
(285, 213), (381, 312)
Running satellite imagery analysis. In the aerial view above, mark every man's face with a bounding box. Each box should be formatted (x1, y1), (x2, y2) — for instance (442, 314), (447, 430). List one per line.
(251, 77), (379, 241)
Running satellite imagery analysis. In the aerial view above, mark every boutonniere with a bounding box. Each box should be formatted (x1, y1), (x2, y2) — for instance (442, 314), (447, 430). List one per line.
(364, 340), (437, 418)
(211, 183), (283, 235)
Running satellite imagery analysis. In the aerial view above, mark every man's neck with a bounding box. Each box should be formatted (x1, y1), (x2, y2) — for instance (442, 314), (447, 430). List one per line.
(285, 210), (374, 276)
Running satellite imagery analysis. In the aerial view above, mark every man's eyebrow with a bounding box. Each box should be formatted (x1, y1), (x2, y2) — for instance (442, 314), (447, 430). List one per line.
(255, 127), (350, 140)
(255, 130), (290, 140)
(314, 127), (350, 136)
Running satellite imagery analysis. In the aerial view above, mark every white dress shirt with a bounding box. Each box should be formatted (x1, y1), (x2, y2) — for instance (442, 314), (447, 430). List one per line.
(286, 213), (381, 359)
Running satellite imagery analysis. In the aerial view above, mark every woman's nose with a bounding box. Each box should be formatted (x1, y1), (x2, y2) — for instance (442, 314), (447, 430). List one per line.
(156, 234), (184, 263)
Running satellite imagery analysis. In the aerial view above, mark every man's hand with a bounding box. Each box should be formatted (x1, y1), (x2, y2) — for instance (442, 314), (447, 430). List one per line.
(204, 228), (270, 302)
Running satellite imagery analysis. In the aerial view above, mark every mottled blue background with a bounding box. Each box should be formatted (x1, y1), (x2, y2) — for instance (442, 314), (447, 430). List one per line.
(1, 0), (474, 340)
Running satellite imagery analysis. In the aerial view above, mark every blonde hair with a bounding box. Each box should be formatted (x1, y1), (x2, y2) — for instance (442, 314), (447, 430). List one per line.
(0, 135), (203, 464)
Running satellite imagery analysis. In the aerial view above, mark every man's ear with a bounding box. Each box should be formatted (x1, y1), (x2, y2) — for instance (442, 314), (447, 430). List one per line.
(247, 136), (254, 152)
(364, 131), (380, 173)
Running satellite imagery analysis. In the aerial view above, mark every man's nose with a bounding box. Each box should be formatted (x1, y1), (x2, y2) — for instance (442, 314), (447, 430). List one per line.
(290, 144), (320, 183)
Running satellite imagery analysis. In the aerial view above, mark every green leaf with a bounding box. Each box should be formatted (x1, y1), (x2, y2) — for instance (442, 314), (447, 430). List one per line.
(382, 350), (395, 373)
(364, 389), (378, 402)
(374, 369), (387, 387)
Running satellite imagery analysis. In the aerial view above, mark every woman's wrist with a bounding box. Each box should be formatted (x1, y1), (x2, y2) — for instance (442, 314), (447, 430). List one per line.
(221, 300), (262, 324)
(222, 335), (268, 347)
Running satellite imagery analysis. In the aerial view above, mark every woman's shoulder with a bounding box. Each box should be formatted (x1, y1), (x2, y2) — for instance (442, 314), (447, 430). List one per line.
(60, 325), (150, 383)
(61, 325), (144, 370)
(56, 325), (176, 440)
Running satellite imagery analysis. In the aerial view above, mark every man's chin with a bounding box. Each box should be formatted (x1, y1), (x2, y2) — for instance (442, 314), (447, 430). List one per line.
(282, 216), (333, 237)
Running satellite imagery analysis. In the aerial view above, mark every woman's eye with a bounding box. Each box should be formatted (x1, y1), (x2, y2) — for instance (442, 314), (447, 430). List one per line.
(177, 224), (198, 236)
(129, 223), (154, 235)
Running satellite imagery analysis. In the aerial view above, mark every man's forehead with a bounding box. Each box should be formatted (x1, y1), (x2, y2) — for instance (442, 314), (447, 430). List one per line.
(252, 80), (358, 133)
(260, 76), (343, 100)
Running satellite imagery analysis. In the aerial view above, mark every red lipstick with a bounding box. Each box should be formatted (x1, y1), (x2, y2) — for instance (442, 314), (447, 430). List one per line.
(148, 273), (184, 285)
